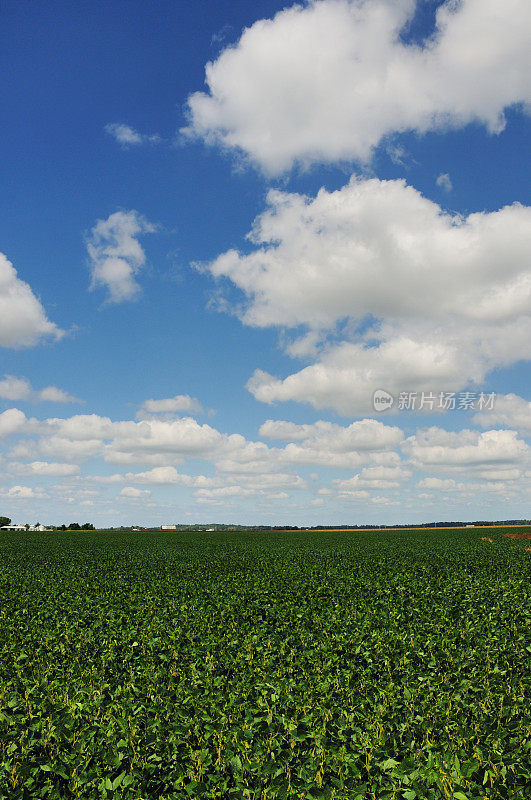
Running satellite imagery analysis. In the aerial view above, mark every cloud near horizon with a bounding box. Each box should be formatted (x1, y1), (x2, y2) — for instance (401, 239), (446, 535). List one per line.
(0, 407), (528, 520)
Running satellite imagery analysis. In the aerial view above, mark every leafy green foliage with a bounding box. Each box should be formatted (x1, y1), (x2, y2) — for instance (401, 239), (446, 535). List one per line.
(0, 527), (528, 798)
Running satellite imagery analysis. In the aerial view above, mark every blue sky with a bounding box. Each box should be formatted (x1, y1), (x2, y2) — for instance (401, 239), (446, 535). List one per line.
(0, 0), (529, 526)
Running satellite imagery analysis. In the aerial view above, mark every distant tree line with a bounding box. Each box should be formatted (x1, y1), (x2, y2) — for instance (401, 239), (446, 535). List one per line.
(55, 523), (95, 531)
(3, 518), (528, 534)
(279, 520), (531, 530)
(163, 520), (530, 531)
(122, 520), (530, 532)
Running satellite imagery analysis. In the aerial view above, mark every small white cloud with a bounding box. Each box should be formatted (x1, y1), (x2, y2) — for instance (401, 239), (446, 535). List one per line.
(0, 375), (80, 404)
(334, 465), (411, 492)
(138, 394), (203, 416)
(105, 123), (161, 147)
(0, 376), (32, 401)
(89, 473), (125, 484)
(119, 486), (151, 498)
(4, 485), (45, 499)
(0, 408), (27, 438)
(0, 253), (63, 348)
(473, 393), (531, 434)
(386, 143), (409, 166)
(122, 466), (208, 486)
(436, 173), (453, 192)
(37, 386), (80, 403)
(417, 477), (458, 490)
(86, 210), (156, 303)
(30, 461), (79, 477)
(371, 496), (398, 506)
(9, 461), (80, 477)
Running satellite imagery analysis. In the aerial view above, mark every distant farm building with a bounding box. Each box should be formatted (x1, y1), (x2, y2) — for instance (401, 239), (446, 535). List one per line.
(0, 523), (48, 531)
(161, 525), (177, 531)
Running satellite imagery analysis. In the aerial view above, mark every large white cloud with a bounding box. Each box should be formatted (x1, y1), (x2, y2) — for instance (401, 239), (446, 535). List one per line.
(209, 179), (531, 329)
(0, 253), (63, 348)
(205, 177), (531, 415)
(86, 210), (156, 303)
(247, 339), (475, 416)
(183, 0), (531, 173)
(402, 427), (529, 469)
(0, 407), (405, 476)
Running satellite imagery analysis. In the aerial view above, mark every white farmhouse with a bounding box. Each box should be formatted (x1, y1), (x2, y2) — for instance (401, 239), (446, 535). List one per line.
(1, 523), (49, 532)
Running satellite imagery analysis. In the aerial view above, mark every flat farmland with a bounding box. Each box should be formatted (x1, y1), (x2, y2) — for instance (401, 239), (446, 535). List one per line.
(0, 528), (529, 799)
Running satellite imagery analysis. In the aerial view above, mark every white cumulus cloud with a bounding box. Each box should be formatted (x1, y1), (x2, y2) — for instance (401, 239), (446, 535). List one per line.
(333, 464), (411, 492)
(3, 485), (45, 499)
(0, 375), (79, 403)
(473, 393), (531, 434)
(0, 253), (63, 348)
(1, 404), (529, 516)
(402, 427), (529, 469)
(206, 176), (530, 415)
(86, 210), (156, 303)
(138, 395), (204, 417)
(119, 486), (151, 498)
(0, 376), (32, 401)
(0, 409), (27, 438)
(8, 461), (80, 477)
(183, 0), (531, 173)
(436, 173), (453, 192)
(105, 123), (161, 147)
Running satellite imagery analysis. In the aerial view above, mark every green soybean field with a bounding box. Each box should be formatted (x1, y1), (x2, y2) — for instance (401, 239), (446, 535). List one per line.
(0, 528), (529, 800)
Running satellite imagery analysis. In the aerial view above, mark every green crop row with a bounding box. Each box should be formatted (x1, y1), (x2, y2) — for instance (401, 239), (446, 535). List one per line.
(0, 528), (529, 799)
